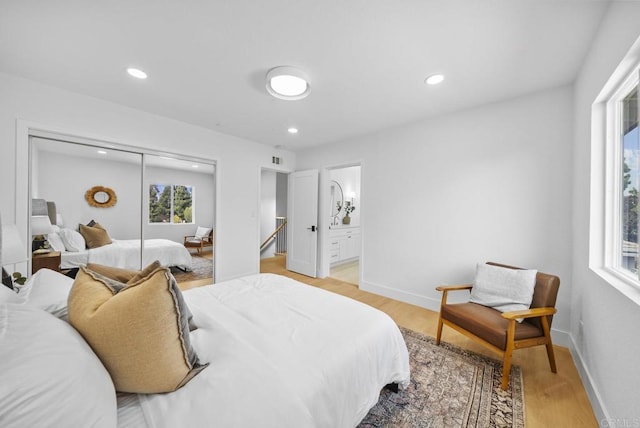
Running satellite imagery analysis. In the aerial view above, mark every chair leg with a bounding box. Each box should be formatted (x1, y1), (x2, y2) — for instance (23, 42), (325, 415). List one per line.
(501, 320), (517, 390)
(436, 316), (443, 345)
(541, 316), (558, 373)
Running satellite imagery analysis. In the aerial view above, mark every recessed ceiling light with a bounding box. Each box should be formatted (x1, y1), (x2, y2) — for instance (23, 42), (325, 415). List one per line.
(192, 164), (199, 168)
(97, 150), (107, 155)
(288, 127), (299, 134)
(425, 74), (445, 85)
(266, 66), (310, 100)
(126, 67), (148, 79)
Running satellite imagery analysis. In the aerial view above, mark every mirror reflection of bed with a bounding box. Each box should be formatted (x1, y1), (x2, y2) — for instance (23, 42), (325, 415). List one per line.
(29, 136), (216, 287)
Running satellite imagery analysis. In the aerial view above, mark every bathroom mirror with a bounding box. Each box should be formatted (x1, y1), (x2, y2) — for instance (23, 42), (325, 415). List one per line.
(329, 180), (344, 218)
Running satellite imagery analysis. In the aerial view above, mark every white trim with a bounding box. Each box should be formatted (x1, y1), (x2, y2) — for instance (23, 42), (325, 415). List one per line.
(590, 55), (640, 302)
(16, 119), (220, 281)
(569, 335), (608, 425)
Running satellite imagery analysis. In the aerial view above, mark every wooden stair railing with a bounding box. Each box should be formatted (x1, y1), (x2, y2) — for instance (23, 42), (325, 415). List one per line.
(260, 219), (287, 251)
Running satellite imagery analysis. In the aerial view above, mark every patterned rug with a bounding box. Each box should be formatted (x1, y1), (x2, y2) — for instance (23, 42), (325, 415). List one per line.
(359, 328), (525, 428)
(171, 254), (213, 283)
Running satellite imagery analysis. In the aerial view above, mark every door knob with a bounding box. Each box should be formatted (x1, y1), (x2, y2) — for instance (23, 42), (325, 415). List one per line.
(307, 225), (316, 232)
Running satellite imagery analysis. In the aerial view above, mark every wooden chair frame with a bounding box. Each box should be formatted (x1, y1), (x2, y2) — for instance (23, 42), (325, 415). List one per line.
(435, 280), (557, 390)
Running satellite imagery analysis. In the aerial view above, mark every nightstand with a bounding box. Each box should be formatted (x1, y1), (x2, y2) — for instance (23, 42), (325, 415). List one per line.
(32, 251), (61, 274)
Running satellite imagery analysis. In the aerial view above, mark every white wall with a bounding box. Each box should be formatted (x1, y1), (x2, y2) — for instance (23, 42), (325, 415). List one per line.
(297, 86), (574, 343)
(573, 2), (640, 423)
(0, 71), (295, 281)
(34, 144), (142, 239)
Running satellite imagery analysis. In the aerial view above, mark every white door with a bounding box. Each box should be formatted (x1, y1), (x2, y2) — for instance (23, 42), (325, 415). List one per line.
(287, 169), (318, 277)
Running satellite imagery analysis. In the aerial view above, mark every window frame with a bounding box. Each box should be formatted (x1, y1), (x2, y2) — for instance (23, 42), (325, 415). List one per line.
(600, 67), (640, 296)
(148, 183), (195, 225)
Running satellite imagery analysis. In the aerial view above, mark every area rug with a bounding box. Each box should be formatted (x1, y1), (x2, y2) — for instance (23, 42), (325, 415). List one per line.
(171, 254), (213, 283)
(359, 328), (525, 428)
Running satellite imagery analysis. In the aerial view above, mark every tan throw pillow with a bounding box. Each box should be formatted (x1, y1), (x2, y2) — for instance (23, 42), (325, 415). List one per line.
(86, 260), (162, 284)
(68, 265), (208, 393)
(79, 224), (112, 249)
(84, 261), (197, 331)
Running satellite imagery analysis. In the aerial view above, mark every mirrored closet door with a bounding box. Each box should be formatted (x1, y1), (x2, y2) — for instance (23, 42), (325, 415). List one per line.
(29, 136), (216, 285)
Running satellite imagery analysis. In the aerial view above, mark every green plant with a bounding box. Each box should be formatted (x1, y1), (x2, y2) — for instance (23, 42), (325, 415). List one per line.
(12, 272), (26, 286)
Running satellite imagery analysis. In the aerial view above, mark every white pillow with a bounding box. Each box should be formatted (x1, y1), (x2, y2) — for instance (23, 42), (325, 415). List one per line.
(47, 232), (66, 252)
(59, 228), (86, 252)
(195, 226), (212, 239)
(50, 224), (61, 233)
(469, 263), (537, 321)
(18, 268), (74, 319)
(0, 304), (117, 427)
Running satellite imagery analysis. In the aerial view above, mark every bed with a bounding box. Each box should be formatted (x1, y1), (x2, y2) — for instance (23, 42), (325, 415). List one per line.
(57, 238), (193, 271)
(1, 269), (410, 427)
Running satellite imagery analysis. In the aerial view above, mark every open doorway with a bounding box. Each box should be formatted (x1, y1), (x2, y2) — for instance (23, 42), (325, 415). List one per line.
(328, 165), (361, 285)
(259, 169), (288, 269)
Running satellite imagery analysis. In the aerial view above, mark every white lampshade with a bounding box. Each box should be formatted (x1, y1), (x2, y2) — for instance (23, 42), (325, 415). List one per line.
(31, 215), (53, 236)
(1, 224), (27, 265)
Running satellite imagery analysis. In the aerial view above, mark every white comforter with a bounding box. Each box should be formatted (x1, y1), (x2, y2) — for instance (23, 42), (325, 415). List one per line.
(63, 239), (192, 270)
(133, 274), (410, 428)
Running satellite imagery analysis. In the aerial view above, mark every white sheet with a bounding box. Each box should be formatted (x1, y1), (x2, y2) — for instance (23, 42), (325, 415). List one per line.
(128, 273), (410, 428)
(61, 239), (192, 270)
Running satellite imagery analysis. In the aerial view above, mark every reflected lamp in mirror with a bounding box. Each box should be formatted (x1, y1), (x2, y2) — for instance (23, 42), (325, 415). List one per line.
(31, 215), (53, 253)
(2, 224), (28, 290)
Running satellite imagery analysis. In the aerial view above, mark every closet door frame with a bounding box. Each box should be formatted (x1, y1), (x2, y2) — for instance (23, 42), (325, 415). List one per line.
(15, 120), (217, 280)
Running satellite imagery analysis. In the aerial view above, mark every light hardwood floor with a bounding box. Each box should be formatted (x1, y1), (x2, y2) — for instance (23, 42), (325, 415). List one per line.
(330, 259), (359, 285)
(259, 256), (598, 428)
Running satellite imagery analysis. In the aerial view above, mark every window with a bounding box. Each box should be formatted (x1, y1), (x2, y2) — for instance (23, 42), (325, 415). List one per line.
(607, 71), (640, 285)
(149, 184), (194, 224)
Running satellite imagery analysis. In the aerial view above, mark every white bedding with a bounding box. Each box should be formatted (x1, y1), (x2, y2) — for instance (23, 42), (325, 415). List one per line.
(121, 273), (410, 428)
(60, 239), (192, 270)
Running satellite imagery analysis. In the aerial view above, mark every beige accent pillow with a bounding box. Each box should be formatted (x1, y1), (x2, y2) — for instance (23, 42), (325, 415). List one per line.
(79, 224), (112, 249)
(68, 264), (207, 393)
(86, 261), (161, 284)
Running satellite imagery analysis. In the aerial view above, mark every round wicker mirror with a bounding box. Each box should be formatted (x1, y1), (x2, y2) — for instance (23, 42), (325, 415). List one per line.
(85, 186), (117, 208)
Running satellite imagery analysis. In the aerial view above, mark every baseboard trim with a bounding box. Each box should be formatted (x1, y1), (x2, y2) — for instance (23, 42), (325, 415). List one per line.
(360, 278), (571, 347)
(568, 335), (607, 425)
(360, 278), (442, 312)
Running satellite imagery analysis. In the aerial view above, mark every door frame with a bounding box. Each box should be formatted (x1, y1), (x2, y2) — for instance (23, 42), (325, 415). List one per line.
(257, 165), (294, 272)
(16, 120), (219, 281)
(319, 161), (363, 280)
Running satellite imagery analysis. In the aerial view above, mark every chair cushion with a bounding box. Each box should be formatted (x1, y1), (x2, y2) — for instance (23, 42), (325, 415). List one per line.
(441, 302), (542, 350)
(195, 226), (212, 239)
(470, 263), (537, 318)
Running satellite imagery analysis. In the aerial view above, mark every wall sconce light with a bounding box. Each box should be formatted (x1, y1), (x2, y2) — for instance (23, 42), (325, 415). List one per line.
(347, 192), (356, 204)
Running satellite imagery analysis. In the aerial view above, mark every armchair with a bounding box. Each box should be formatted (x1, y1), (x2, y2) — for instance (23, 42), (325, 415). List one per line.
(435, 262), (560, 390)
(183, 227), (213, 255)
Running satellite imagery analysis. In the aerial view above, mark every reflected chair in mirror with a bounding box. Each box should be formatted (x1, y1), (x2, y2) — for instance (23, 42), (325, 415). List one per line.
(183, 227), (213, 255)
(435, 262), (560, 390)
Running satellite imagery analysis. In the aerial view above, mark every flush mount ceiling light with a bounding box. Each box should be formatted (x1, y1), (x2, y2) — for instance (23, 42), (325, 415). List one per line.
(266, 66), (310, 100)
(126, 67), (148, 79)
(425, 73), (445, 85)
(287, 127), (299, 134)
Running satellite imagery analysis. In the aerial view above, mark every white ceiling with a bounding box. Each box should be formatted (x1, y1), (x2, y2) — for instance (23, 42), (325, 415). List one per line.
(0, 0), (610, 151)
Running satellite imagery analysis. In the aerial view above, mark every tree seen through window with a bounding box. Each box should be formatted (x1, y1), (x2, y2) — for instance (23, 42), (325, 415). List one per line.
(149, 184), (193, 223)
